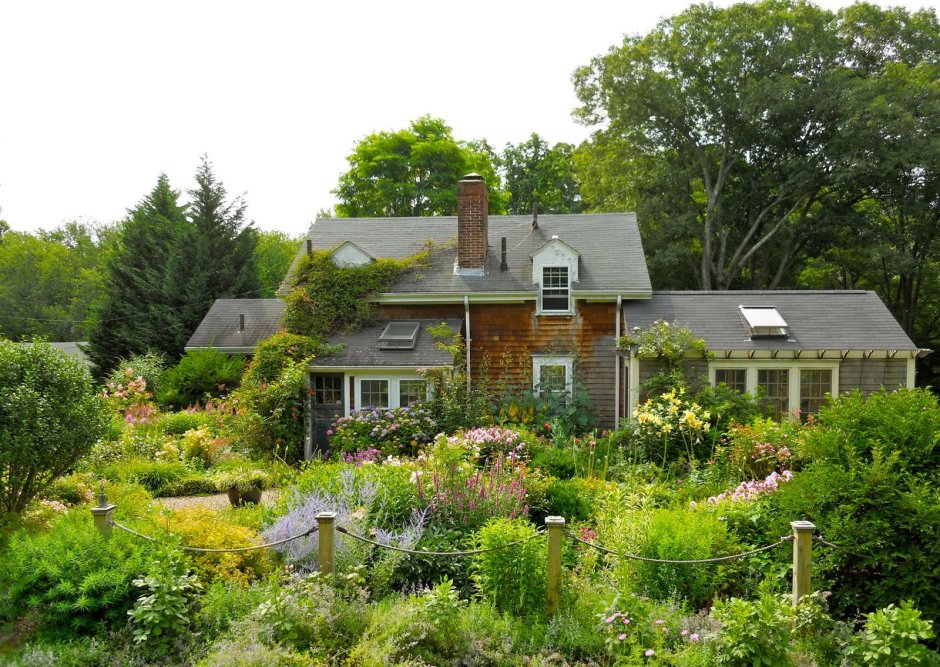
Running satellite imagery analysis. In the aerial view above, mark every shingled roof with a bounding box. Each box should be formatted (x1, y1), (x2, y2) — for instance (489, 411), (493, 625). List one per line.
(185, 299), (286, 352)
(309, 319), (462, 368)
(623, 291), (921, 353)
(279, 214), (651, 299)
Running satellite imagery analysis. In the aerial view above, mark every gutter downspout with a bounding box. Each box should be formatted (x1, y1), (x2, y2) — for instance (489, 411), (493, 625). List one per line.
(464, 295), (472, 393)
(614, 295), (622, 426)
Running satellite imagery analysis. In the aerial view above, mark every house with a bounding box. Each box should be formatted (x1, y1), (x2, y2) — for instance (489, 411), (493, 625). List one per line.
(187, 174), (928, 458)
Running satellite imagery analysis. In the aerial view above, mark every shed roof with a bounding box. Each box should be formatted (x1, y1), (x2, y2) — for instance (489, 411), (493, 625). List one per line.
(623, 291), (920, 352)
(185, 299), (286, 352)
(309, 319), (462, 368)
(279, 214), (651, 298)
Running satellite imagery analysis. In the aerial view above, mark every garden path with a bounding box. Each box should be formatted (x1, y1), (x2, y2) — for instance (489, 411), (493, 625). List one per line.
(154, 489), (280, 511)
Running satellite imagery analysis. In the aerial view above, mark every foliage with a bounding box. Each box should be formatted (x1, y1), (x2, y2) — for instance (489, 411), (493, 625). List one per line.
(106, 351), (168, 398)
(630, 387), (713, 465)
(0, 339), (112, 512)
(164, 506), (274, 586)
(422, 454), (529, 532)
(499, 133), (584, 214)
(470, 517), (545, 615)
(180, 426), (229, 468)
(101, 458), (190, 497)
(196, 578), (272, 640)
(284, 247), (427, 339)
(230, 360), (308, 463)
(127, 544), (201, 649)
(212, 466), (274, 493)
(706, 470), (793, 504)
(0, 220), (114, 343)
(636, 508), (735, 609)
(619, 320), (709, 370)
(458, 425), (530, 461)
(157, 347), (245, 408)
(0, 510), (154, 636)
(854, 600), (937, 667)
(254, 230), (299, 298)
(711, 589), (795, 666)
(330, 405), (438, 457)
(389, 526), (474, 596)
(157, 409), (214, 436)
(799, 388), (940, 476)
(724, 418), (797, 480)
(241, 332), (326, 387)
(334, 115), (506, 217)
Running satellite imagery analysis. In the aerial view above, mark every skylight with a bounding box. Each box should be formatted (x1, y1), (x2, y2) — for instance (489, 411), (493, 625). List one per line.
(379, 321), (420, 350)
(739, 306), (789, 337)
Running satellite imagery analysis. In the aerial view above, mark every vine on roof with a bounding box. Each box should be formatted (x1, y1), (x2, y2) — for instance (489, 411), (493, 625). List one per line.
(283, 245), (432, 340)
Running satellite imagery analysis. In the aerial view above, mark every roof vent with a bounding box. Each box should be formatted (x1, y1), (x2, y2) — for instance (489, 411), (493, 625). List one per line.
(379, 321), (420, 350)
(739, 306), (789, 337)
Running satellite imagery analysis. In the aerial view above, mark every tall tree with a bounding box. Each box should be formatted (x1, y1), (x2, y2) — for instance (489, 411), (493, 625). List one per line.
(500, 134), (584, 214)
(87, 175), (189, 370)
(574, 0), (845, 289)
(0, 221), (113, 342)
(169, 157), (261, 359)
(334, 116), (506, 217)
(255, 230), (300, 297)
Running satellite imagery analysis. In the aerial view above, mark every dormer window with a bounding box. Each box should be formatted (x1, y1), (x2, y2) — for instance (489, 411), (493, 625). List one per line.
(541, 266), (570, 313)
(739, 306), (789, 338)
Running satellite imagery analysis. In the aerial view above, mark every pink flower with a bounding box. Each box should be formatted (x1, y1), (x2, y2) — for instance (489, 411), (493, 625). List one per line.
(617, 633), (626, 641)
(645, 649), (655, 657)
(654, 619), (664, 625)
(623, 617), (630, 625)
(689, 633), (700, 642)
(681, 629), (689, 636)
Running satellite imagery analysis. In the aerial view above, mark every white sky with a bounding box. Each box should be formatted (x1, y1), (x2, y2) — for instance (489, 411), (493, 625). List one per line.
(1, 0), (937, 237)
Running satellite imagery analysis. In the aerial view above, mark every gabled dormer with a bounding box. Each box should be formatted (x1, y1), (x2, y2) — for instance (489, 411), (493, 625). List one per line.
(330, 241), (374, 267)
(531, 236), (580, 314)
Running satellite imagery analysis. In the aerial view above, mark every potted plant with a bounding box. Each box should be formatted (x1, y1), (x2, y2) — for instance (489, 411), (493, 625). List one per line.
(213, 467), (273, 506)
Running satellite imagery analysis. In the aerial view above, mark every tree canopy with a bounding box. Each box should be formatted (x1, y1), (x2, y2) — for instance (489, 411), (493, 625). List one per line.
(334, 116), (506, 217)
(500, 134), (584, 214)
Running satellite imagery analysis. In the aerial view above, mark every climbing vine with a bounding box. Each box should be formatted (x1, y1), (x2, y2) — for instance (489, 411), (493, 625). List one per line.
(284, 246), (432, 340)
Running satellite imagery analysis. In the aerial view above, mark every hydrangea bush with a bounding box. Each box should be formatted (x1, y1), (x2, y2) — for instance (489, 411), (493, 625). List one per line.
(330, 406), (438, 457)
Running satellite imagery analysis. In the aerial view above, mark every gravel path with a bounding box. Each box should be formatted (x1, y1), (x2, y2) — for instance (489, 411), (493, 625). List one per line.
(155, 488), (280, 511)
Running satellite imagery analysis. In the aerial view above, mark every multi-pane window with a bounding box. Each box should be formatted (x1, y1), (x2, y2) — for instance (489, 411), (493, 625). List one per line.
(312, 374), (343, 405)
(360, 379), (389, 408)
(799, 369), (832, 420)
(757, 369), (790, 419)
(538, 365), (567, 398)
(398, 379), (427, 407)
(541, 266), (570, 312)
(714, 368), (747, 393)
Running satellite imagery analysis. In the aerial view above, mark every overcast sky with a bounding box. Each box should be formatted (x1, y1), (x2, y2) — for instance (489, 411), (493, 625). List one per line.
(1, 0), (937, 238)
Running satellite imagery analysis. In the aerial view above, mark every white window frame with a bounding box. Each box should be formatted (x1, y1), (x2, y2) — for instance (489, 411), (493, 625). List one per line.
(532, 354), (574, 398)
(538, 266), (572, 315)
(708, 360), (839, 417)
(354, 375), (428, 411)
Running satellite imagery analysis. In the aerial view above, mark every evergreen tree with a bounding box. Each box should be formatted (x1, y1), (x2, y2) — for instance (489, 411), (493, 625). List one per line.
(87, 174), (188, 372)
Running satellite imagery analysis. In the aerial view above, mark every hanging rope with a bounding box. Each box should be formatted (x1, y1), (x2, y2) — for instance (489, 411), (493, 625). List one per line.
(812, 533), (868, 559)
(566, 531), (794, 563)
(111, 519), (317, 553)
(336, 525), (544, 556)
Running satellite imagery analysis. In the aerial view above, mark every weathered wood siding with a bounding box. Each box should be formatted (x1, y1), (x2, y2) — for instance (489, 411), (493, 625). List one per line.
(467, 301), (618, 428)
(838, 358), (908, 393)
(375, 304), (466, 320)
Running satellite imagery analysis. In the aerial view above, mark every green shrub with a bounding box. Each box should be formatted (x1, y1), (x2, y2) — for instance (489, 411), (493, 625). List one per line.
(127, 544), (201, 650)
(854, 600), (937, 666)
(724, 418), (799, 480)
(470, 517), (545, 616)
(0, 511), (154, 636)
(545, 477), (596, 521)
(157, 410), (213, 436)
(764, 454), (940, 621)
(158, 348), (245, 408)
(107, 351), (168, 397)
(102, 458), (189, 496)
(800, 388), (940, 476)
(197, 578), (272, 640)
(636, 508), (735, 608)
(711, 588), (794, 666)
(241, 332), (328, 386)
(0, 339), (113, 512)
(530, 442), (577, 479)
(390, 527), (474, 597)
(161, 473), (217, 497)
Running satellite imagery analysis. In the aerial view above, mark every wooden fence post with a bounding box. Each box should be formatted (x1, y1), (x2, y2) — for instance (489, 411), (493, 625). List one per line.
(90, 483), (115, 540)
(316, 511), (336, 575)
(545, 516), (565, 618)
(790, 520), (816, 606)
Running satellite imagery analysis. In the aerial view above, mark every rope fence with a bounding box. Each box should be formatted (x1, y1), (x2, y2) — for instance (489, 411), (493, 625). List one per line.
(566, 530), (794, 563)
(90, 488), (837, 618)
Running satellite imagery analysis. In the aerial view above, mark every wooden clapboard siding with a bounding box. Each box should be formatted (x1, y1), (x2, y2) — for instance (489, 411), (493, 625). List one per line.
(375, 304), (465, 320)
(838, 358), (908, 393)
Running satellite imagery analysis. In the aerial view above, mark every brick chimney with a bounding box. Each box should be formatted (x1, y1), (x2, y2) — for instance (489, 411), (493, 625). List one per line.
(456, 173), (488, 275)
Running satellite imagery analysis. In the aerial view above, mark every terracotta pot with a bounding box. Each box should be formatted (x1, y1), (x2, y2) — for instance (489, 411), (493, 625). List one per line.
(227, 487), (263, 507)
